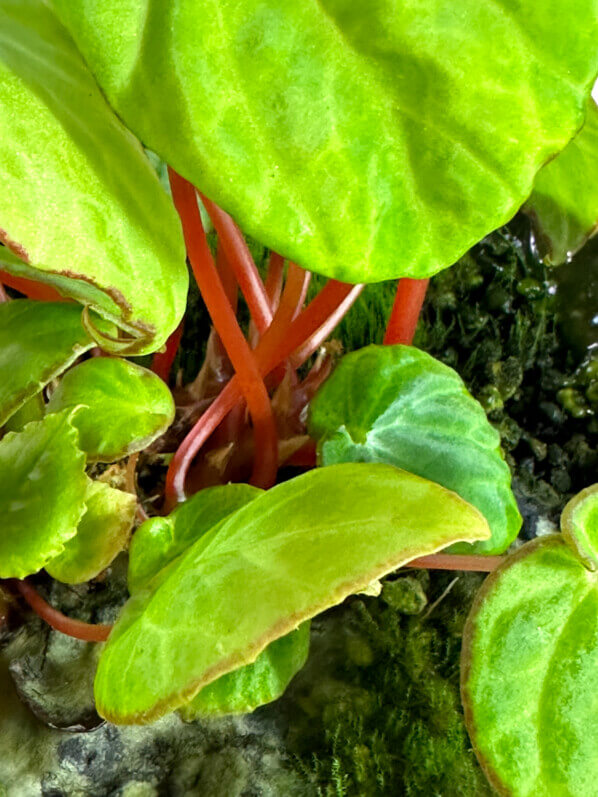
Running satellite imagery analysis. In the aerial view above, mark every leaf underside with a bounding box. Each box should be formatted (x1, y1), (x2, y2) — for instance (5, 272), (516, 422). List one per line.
(53, 0), (598, 283)
(308, 345), (521, 554)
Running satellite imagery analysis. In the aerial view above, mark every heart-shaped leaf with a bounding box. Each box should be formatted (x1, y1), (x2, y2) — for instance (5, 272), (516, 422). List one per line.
(53, 1), (598, 283)
(46, 358), (175, 462)
(561, 483), (598, 572)
(462, 534), (598, 797)
(0, 0), (188, 354)
(0, 410), (87, 578)
(525, 100), (598, 265)
(95, 462), (489, 723)
(0, 300), (94, 426)
(308, 345), (521, 554)
(46, 479), (136, 584)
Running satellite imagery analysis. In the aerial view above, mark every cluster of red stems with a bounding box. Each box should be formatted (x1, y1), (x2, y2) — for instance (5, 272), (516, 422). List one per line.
(0, 170), (503, 643)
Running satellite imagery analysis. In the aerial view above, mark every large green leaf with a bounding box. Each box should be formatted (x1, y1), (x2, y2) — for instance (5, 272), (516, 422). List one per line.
(46, 479), (136, 584)
(525, 100), (598, 265)
(130, 483), (310, 718)
(462, 535), (598, 797)
(46, 358), (175, 462)
(0, 410), (87, 578)
(95, 463), (489, 723)
(0, 0), (188, 354)
(308, 345), (521, 554)
(179, 623), (310, 720)
(0, 300), (93, 427)
(53, 1), (598, 283)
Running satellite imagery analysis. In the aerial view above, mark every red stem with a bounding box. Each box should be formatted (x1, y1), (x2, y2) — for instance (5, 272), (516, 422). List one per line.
(165, 279), (357, 505)
(264, 252), (285, 310)
(216, 245), (238, 313)
(201, 193), (273, 333)
(383, 278), (429, 345)
(151, 321), (184, 383)
(291, 284), (363, 365)
(10, 580), (112, 642)
(408, 554), (504, 572)
(168, 168), (279, 492)
(0, 271), (67, 303)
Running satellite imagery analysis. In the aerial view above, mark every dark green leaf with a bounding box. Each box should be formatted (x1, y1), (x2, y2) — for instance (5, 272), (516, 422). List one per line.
(525, 100), (598, 265)
(46, 358), (175, 462)
(308, 345), (521, 554)
(53, 0), (598, 282)
(462, 535), (598, 796)
(0, 410), (87, 578)
(95, 463), (489, 723)
(0, 0), (188, 354)
(46, 479), (136, 584)
(0, 300), (93, 427)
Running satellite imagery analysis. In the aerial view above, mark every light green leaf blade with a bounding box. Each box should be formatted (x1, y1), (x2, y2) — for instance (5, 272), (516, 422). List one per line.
(525, 100), (598, 265)
(46, 358), (175, 462)
(129, 483), (263, 594)
(561, 483), (598, 571)
(180, 623), (310, 719)
(462, 536), (598, 797)
(53, 1), (598, 283)
(308, 345), (521, 555)
(0, 300), (93, 427)
(0, 0), (188, 354)
(95, 462), (489, 723)
(47, 479), (136, 584)
(0, 410), (87, 578)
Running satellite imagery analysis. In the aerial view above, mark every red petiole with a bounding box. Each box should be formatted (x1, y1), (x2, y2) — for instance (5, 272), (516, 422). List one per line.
(384, 277), (429, 346)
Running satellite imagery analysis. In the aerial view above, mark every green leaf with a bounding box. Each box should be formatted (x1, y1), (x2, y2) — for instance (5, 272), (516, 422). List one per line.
(525, 100), (598, 265)
(95, 463), (489, 723)
(46, 358), (175, 462)
(0, 300), (94, 427)
(4, 393), (44, 433)
(308, 345), (521, 555)
(462, 536), (598, 797)
(561, 483), (598, 571)
(53, 1), (598, 283)
(180, 623), (310, 719)
(0, 410), (87, 578)
(46, 479), (136, 584)
(0, 0), (188, 354)
(129, 483), (263, 594)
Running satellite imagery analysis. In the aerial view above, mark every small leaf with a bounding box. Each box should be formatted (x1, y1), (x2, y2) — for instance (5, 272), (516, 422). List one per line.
(0, 1), (188, 354)
(308, 345), (521, 554)
(46, 479), (136, 584)
(561, 483), (598, 571)
(179, 623), (310, 720)
(129, 483), (262, 593)
(53, 1), (598, 283)
(95, 463), (489, 723)
(525, 100), (598, 265)
(462, 536), (598, 797)
(0, 300), (94, 426)
(46, 358), (175, 462)
(0, 410), (87, 578)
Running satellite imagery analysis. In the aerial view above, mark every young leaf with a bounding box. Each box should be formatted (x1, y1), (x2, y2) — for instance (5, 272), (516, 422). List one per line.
(525, 100), (598, 265)
(53, 1), (598, 283)
(0, 0), (188, 354)
(179, 623), (310, 720)
(0, 300), (94, 426)
(46, 479), (136, 584)
(129, 483), (262, 593)
(462, 536), (598, 797)
(46, 358), (175, 462)
(0, 410), (87, 578)
(94, 463), (489, 723)
(308, 345), (521, 555)
(561, 483), (598, 571)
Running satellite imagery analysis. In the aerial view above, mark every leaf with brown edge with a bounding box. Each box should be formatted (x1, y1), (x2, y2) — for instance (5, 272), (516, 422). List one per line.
(95, 462), (489, 723)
